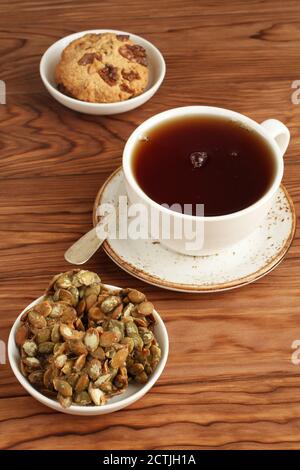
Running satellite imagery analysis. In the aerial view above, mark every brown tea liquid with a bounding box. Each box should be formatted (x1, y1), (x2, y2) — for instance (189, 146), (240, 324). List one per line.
(132, 115), (276, 216)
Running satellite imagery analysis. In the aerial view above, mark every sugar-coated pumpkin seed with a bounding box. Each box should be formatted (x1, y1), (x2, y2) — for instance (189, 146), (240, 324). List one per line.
(101, 295), (121, 314)
(36, 327), (51, 344)
(111, 349), (128, 369)
(61, 359), (74, 375)
(38, 341), (54, 354)
(93, 373), (111, 387)
(22, 340), (37, 357)
(67, 339), (88, 356)
(88, 383), (105, 406)
(137, 301), (154, 316)
(74, 391), (92, 405)
(87, 359), (102, 381)
(28, 370), (44, 386)
(66, 372), (80, 388)
(54, 354), (68, 369)
(23, 357), (41, 369)
(53, 378), (72, 397)
(51, 324), (61, 343)
(128, 289), (145, 304)
(88, 305), (105, 321)
(57, 393), (72, 408)
(28, 311), (47, 329)
(73, 354), (87, 372)
(75, 372), (89, 392)
(35, 300), (52, 317)
(84, 328), (99, 352)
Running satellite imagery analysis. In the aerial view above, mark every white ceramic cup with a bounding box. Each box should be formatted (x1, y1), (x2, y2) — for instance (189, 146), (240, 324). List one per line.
(123, 106), (290, 256)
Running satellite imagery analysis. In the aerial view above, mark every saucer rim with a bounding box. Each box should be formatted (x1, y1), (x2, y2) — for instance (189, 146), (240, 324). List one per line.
(93, 167), (296, 293)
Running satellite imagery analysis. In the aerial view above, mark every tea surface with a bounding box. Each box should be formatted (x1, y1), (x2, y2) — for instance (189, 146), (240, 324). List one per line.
(132, 116), (276, 216)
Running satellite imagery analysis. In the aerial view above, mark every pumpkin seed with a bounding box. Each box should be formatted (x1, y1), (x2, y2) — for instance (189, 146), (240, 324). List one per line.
(60, 305), (77, 323)
(87, 359), (102, 381)
(38, 341), (54, 354)
(28, 370), (44, 386)
(57, 393), (72, 408)
(121, 337), (135, 353)
(53, 342), (66, 356)
(36, 327), (51, 344)
(134, 371), (148, 384)
(128, 363), (144, 376)
(73, 354), (86, 372)
(99, 331), (119, 347)
(35, 300), (52, 317)
(114, 367), (128, 389)
(53, 378), (73, 397)
(28, 311), (47, 329)
(101, 295), (121, 314)
(85, 293), (98, 310)
(84, 328), (99, 352)
(60, 324), (83, 341)
(23, 357), (41, 369)
(137, 301), (154, 316)
(67, 339), (88, 356)
(139, 328), (154, 345)
(66, 372), (80, 388)
(99, 381), (113, 393)
(77, 298), (86, 316)
(88, 305), (105, 321)
(61, 359), (74, 375)
(73, 270), (100, 287)
(93, 373), (111, 387)
(43, 366), (55, 389)
(75, 318), (85, 331)
(74, 390), (92, 405)
(88, 382), (105, 405)
(55, 273), (72, 289)
(128, 289), (145, 304)
(90, 346), (106, 361)
(54, 354), (68, 369)
(111, 349), (128, 369)
(75, 372), (89, 392)
(49, 303), (64, 318)
(51, 324), (61, 343)
(85, 284), (101, 297)
(22, 340), (37, 357)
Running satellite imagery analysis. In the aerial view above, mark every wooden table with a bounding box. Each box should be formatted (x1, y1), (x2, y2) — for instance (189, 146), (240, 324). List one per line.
(1, 0), (300, 450)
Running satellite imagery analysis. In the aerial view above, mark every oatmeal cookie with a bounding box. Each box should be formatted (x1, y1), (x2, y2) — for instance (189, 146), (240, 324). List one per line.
(55, 33), (149, 103)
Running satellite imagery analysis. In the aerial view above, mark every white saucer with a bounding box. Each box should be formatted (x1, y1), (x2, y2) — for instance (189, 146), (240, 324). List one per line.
(93, 168), (296, 293)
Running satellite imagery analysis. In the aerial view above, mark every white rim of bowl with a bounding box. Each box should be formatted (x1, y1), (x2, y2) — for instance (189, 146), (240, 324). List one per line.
(39, 29), (166, 108)
(8, 288), (169, 413)
(123, 105), (284, 222)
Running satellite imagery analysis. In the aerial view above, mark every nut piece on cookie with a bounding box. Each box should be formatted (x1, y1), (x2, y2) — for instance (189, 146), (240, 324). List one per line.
(55, 33), (149, 103)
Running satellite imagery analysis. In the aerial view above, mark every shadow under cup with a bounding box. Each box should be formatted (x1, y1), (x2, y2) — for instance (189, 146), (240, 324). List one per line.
(122, 106), (287, 256)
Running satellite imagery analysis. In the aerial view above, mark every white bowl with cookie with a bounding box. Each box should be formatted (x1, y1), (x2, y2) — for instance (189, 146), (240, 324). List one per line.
(40, 30), (166, 115)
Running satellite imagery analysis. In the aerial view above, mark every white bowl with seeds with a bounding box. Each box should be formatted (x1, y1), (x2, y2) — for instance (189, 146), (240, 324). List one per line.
(8, 271), (169, 416)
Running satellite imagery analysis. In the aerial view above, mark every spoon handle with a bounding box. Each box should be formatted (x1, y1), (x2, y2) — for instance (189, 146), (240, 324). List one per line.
(64, 227), (105, 265)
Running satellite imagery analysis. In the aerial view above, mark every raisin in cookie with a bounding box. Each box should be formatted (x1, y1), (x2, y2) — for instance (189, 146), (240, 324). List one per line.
(55, 33), (148, 103)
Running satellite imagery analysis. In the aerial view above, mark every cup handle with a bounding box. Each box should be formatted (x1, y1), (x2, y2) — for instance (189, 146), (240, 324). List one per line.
(260, 119), (290, 157)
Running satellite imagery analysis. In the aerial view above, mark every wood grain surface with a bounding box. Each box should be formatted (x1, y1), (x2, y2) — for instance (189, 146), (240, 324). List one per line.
(1, 0), (300, 450)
